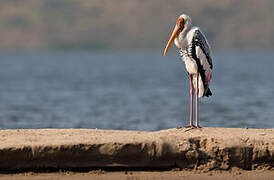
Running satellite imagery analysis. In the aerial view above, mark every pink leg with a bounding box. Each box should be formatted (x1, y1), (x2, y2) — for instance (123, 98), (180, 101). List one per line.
(195, 72), (201, 128)
(189, 74), (194, 127)
(186, 74), (194, 128)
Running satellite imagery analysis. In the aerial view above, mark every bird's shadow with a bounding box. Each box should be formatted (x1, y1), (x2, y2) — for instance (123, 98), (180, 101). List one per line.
(176, 126), (202, 132)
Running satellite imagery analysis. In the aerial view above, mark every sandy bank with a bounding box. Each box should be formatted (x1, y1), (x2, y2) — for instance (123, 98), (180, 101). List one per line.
(0, 128), (273, 171)
(1, 170), (274, 180)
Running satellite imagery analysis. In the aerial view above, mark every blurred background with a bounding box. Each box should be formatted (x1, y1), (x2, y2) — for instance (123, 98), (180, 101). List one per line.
(0, 0), (274, 130)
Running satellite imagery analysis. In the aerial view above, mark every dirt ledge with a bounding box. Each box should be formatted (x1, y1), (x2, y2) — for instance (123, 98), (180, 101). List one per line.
(0, 128), (273, 171)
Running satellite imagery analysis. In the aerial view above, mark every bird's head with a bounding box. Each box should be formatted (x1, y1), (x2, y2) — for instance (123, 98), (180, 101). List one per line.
(164, 14), (192, 56)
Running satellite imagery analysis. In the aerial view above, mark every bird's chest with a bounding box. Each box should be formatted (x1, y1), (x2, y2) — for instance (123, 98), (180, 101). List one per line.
(179, 47), (198, 74)
(182, 56), (198, 74)
(175, 35), (189, 49)
(176, 31), (198, 74)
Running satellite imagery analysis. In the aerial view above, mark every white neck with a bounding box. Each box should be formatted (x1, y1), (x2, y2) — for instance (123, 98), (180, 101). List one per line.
(181, 21), (193, 37)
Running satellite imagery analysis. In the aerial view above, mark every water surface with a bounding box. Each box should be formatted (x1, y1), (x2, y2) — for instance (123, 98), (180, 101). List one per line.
(0, 51), (273, 130)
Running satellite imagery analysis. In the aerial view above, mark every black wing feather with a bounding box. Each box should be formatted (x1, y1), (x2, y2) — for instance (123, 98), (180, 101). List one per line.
(193, 30), (213, 69)
(191, 29), (213, 97)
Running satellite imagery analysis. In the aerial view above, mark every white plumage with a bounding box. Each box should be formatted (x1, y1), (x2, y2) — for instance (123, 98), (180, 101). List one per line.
(164, 14), (213, 128)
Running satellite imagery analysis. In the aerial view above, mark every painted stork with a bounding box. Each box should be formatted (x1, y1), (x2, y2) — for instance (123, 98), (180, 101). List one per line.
(163, 14), (213, 128)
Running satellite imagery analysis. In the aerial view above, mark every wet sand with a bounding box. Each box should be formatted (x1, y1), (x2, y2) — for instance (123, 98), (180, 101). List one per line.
(0, 170), (274, 180)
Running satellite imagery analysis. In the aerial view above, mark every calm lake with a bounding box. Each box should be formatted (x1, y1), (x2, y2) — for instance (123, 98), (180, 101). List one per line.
(0, 51), (273, 130)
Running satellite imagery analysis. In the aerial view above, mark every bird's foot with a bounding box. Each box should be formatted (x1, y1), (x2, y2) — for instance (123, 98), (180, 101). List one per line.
(185, 125), (202, 129)
(185, 125), (195, 128)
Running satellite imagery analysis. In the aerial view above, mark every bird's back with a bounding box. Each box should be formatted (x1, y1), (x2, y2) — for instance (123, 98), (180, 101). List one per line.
(183, 27), (213, 97)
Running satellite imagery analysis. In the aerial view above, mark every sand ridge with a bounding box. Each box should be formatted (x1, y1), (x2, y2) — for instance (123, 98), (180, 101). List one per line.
(0, 128), (273, 171)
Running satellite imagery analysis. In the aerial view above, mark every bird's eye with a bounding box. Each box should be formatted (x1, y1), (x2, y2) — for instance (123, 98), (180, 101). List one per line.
(180, 19), (184, 26)
(180, 19), (185, 30)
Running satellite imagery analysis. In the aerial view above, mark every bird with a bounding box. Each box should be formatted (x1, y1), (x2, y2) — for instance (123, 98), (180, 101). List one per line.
(163, 14), (213, 128)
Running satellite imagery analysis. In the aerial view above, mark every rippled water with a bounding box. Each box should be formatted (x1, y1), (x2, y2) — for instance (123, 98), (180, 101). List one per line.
(0, 51), (273, 130)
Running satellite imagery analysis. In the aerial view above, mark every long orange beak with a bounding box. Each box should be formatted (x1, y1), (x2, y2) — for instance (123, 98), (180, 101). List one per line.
(163, 24), (180, 56)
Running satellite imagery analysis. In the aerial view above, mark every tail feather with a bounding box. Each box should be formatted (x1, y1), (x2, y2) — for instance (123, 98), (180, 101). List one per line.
(204, 88), (212, 97)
